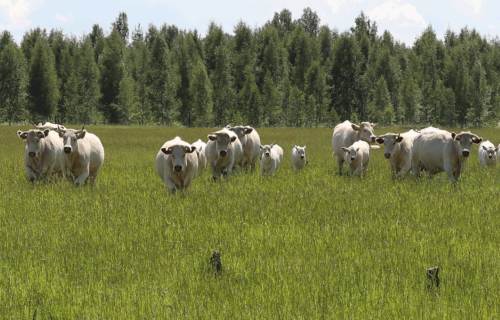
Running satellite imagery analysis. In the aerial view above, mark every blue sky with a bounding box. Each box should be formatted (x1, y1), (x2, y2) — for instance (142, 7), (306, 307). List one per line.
(1, 0), (499, 46)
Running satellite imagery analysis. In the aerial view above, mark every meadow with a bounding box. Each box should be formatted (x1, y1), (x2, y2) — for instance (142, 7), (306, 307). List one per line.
(1, 125), (500, 319)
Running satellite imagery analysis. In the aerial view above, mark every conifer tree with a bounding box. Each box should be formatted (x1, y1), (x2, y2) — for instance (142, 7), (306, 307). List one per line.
(190, 59), (213, 127)
(0, 44), (26, 125)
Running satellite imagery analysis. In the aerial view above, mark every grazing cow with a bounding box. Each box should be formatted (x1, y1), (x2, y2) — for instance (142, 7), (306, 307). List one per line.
(32, 121), (67, 131)
(260, 144), (283, 176)
(226, 125), (261, 170)
(57, 126), (105, 186)
(412, 130), (482, 184)
(205, 128), (242, 180)
(191, 139), (207, 176)
(478, 140), (498, 168)
(156, 136), (198, 192)
(291, 145), (307, 170)
(376, 130), (420, 176)
(17, 129), (64, 182)
(332, 121), (377, 174)
(341, 140), (376, 176)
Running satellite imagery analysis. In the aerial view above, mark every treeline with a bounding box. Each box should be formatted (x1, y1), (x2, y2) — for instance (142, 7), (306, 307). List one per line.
(1, 9), (500, 127)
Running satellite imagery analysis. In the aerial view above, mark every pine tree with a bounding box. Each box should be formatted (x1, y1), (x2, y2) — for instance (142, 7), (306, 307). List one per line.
(239, 65), (262, 126)
(211, 44), (236, 126)
(112, 12), (130, 45)
(468, 59), (491, 126)
(262, 72), (280, 126)
(0, 30), (15, 53)
(78, 38), (101, 125)
(27, 38), (59, 121)
(369, 77), (393, 125)
(190, 59), (213, 127)
(117, 73), (136, 124)
(0, 44), (26, 125)
(400, 73), (420, 125)
(289, 86), (305, 127)
(89, 24), (105, 63)
(305, 60), (329, 126)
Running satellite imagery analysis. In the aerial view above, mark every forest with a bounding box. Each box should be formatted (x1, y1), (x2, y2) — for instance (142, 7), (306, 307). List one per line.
(0, 8), (499, 128)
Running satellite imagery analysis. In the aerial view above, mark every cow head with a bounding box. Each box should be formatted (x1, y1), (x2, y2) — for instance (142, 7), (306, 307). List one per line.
(376, 133), (403, 159)
(161, 144), (196, 172)
(208, 130), (237, 157)
(17, 129), (50, 158)
(58, 126), (86, 155)
(482, 143), (498, 160)
(342, 146), (360, 163)
(227, 125), (253, 146)
(294, 145), (306, 160)
(352, 122), (377, 143)
(451, 132), (482, 158)
(260, 144), (274, 158)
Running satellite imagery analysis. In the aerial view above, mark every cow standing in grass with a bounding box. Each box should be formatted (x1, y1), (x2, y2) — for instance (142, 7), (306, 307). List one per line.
(332, 121), (377, 175)
(58, 126), (105, 186)
(260, 144), (283, 176)
(226, 125), (261, 170)
(156, 136), (198, 192)
(32, 121), (67, 131)
(412, 130), (482, 184)
(192, 139), (207, 176)
(376, 130), (419, 176)
(17, 129), (64, 182)
(478, 140), (498, 168)
(291, 145), (307, 170)
(205, 128), (242, 180)
(341, 140), (376, 176)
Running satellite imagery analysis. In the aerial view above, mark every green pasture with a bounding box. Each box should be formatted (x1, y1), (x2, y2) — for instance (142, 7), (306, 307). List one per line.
(1, 125), (500, 318)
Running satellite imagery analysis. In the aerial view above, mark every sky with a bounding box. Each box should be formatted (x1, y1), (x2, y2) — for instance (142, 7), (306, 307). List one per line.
(1, 0), (500, 46)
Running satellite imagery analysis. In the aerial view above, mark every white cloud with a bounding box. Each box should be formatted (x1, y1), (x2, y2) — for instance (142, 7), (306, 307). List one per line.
(0, 0), (32, 30)
(468, 0), (482, 13)
(325, 0), (347, 14)
(489, 20), (496, 30)
(55, 13), (73, 22)
(368, 0), (427, 28)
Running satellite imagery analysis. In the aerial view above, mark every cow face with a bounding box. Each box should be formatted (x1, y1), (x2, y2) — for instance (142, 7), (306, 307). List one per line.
(294, 146), (306, 159)
(352, 122), (377, 143)
(342, 146), (359, 163)
(17, 129), (50, 158)
(376, 133), (403, 159)
(260, 144), (274, 158)
(482, 145), (498, 160)
(161, 145), (196, 172)
(227, 126), (253, 145)
(60, 127), (86, 154)
(452, 132), (483, 158)
(208, 132), (236, 157)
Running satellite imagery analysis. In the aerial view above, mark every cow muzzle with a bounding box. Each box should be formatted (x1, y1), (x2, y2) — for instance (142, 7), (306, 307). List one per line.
(300, 156), (305, 159)
(462, 150), (470, 157)
(28, 152), (36, 158)
(265, 152), (270, 157)
(384, 153), (391, 159)
(370, 135), (376, 142)
(219, 150), (227, 157)
(174, 165), (182, 172)
(64, 147), (72, 154)
(350, 157), (355, 161)
(489, 155), (493, 159)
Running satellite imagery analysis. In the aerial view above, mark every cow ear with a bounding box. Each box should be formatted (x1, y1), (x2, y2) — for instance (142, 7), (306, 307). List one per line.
(396, 136), (403, 143)
(260, 145), (264, 149)
(303, 146), (306, 149)
(356, 147), (360, 152)
(371, 123), (378, 128)
(341, 147), (349, 153)
(208, 134), (217, 141)
(161, 147), (172, 155)
(472, 136), (483, 144)
(187, 146), (196, 153)
(482, 145), (487, 151)
(495, 147), (499, 152)
(375, 137), (385, 144)
(351, 124), (361, 131)
(77, 130), (87, 139)
(17, 130), (28, 140)
(43, 129), (50, 137)
(244, 127), (253, 134)
(451, 132), (457, 140)
(230, 136), (237, 142)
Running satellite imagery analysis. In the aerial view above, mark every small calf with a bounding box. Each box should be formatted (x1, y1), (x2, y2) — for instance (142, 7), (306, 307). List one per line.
(291, 145), (306, 170)
(478, 140), (498, 168)
(260, 144), (283, 176)
(341, 140), (375, 176)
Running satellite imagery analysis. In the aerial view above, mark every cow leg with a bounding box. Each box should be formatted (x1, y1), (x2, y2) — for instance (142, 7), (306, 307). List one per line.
(44, 163), (56, 182)
(26, 165), (36, 183)
(164, 177), (178, 192)
(336, 157), (344, 175)
(75, 166), (90, 186)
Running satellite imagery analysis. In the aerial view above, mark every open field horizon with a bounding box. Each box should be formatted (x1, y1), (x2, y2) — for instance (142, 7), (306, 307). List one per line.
(1, 125), (500, 318)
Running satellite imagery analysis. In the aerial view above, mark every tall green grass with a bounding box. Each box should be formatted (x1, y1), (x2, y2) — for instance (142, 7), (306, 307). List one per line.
(1, 125), (499, 318)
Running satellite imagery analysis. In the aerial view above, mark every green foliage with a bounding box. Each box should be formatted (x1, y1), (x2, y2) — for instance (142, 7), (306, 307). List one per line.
(189, 59), (213, 127)
(112, 12), (130, 45)
(239, 65), (262, 126)
(78, 38), (101, 125)
(369, 76), (393, 125)
(0, 44), (26, 124)
(27, 38), (59, 120)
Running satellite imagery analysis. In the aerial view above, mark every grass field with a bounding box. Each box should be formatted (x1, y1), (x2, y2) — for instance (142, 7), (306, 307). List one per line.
(1, 125), (500, 318)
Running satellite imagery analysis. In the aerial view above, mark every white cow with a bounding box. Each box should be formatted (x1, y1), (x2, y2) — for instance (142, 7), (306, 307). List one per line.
(156, 136), (198, 192)
(291, 145), (307, 170)
(260, 144), (283, 176)
(226, 125), (261, 170)
(17, 129), (64, 182)
(418, 126), (440, 133)
(191, 139), (207, 176)
(205, 128), (242, 180)
(57, 126), (105, 186)
(332, 121), (377, 174)
(412, 130), (482, 184)
(478, 140), (498, 168)
(376, 130), (420, 176)
(32, 121), (67, 131)
(341, 140), (375, 176)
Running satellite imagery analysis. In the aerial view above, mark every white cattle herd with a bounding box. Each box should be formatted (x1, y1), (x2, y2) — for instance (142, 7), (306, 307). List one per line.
(16, 120), (497, 190)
